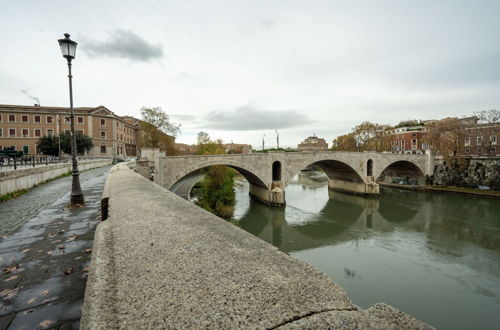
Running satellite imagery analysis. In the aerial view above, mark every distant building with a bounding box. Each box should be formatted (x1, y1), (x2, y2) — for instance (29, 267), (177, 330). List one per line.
(462, 122), (499, 157)
(0, 104), (139, 157)
(388, 125), (429, 154)
(175, 143), (197, 155)
(222, 143), (252, 154)
(298, 135), (328, 151)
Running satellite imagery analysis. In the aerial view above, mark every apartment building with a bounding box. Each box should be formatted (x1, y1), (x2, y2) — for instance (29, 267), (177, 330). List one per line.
(389, 126), (428, 154)
(463, 123), (499, 157)
(0, 104), (139, 157)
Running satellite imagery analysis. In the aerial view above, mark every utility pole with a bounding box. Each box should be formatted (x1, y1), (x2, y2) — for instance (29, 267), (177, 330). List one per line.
(262, 134), (265, 151)
(276, 129), (279, 150)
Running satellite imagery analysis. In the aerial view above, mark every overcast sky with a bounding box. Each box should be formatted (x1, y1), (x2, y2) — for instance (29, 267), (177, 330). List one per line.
(1, 0), (499, 148)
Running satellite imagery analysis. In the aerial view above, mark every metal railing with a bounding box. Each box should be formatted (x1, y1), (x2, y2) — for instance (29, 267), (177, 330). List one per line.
(0, 155), (112, 171)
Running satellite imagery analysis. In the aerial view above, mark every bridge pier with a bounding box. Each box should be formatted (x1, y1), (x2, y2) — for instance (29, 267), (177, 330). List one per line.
(328, 178), (380, 196)
(249, 184), (286, 207)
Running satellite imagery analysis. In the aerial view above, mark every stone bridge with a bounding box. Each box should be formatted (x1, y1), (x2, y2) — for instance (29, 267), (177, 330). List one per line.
(142, 150), (433, 206)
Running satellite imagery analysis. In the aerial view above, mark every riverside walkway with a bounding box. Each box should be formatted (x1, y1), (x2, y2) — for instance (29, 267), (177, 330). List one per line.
(0, 165), (111, 329)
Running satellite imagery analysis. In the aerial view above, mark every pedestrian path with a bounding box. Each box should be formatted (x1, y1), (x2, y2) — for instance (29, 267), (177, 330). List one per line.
(0, 165), (111, 329)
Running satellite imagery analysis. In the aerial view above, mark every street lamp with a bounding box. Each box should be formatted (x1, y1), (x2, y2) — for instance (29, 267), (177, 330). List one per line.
(58, 33), (84, 205)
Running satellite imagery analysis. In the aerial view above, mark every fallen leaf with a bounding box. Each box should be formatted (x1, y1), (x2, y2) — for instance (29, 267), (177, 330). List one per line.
(41, 290), (49, 295)
(0, 234), (7, 240)
(52, 239), (61, 243)
(21, 248), (30, 253)
(3, 264), (19, 274)
(4, 275), (19, 282)
(64, 267), (73, 275)
(38, 320), (54, 328)
(27, 297), (37, 304)
(58, 245), (65, 250)
(47, 232), (57, 238)
(58, 230), (65, 235)
(0, 288), (18, 300)
(84, 248), (92, 253)
(46, 251), (53, 255)
(66, 234), (76, 242)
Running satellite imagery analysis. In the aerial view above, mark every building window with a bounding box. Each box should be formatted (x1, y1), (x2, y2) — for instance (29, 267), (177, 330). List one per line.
(9, 114), (15, 122)
(34, 115), (41, 123)
(491, 135), (497, 145)
(465, 147), (470, 153)
(100, 119), (106, 126)
(490, 147), (496, 153)
(477, 136), (483, 144)
(477, 147), (482, 153)
(23, 145), (29, 154)
(65, 117), (71, 124)
(100, 145), (107, 154)
(101, 131), (106, 139)
(464, 137), (471, 146)
(47, 129), (53, 137)
(22, 115), (29, 123)
(35, 129), (42, 137)
(22, 129), (29, 137)
(0, 114), (2, 122)
(0, 128), (2, 137)
(47, 116), (53, 124)
(9, 128), (16, 137)
(77, 116), (84, 124)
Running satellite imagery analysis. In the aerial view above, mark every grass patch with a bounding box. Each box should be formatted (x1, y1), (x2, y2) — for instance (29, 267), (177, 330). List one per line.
(1, 171), (73, 203)
(0, 189), (30, 202)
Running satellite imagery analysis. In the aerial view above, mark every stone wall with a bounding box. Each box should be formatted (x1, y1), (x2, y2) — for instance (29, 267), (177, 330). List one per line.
(0, 158), (112, 195)
(430, 157), (500, 190)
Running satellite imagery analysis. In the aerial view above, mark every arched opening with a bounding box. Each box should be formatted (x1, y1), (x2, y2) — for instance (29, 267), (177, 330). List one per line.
(313, 160), (364, 183)
(272, 161), (282, 181)
(377, 161), (425, 185)
(367, 159), (373, 176)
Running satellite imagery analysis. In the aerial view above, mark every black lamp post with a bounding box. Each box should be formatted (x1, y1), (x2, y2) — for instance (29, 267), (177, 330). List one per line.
(58, 33), (84, 205)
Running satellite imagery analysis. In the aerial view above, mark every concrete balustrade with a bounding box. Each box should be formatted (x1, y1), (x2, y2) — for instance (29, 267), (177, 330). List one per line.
(80, 162), (432, 329)
(0, 158), (112, 196)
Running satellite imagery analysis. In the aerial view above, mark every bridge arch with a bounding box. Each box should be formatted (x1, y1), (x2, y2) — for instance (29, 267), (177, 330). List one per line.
(376, 160), (426, 185)
(284, 158), (365, 187)
(166, 159), (269, 190)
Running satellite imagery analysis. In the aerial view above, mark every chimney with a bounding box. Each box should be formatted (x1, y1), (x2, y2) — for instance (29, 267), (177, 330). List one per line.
(34, 103), (40, 107)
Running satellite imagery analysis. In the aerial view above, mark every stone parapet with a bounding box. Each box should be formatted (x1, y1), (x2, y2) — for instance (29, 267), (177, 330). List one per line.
(80, 163), (432, 329)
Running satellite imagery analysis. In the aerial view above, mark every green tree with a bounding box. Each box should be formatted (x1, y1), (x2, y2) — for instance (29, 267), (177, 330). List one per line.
(36, 132), (93, 156)
(36, 135), (60, 156)
(193, 132), (236, 219)
(59, 131), (94, 155)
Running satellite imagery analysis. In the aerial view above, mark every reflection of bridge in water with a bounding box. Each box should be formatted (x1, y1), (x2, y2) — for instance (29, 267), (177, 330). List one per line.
(237, 186), (500, 256)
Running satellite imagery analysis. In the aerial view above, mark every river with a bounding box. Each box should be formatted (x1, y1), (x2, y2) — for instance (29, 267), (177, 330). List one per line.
(231, 170), (500, 330)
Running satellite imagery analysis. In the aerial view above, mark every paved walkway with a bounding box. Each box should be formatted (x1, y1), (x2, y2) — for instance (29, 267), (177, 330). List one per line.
(0, 165), (111, 330)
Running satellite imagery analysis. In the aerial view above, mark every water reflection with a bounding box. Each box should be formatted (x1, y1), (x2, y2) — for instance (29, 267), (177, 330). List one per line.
(233, 171), (500, 330)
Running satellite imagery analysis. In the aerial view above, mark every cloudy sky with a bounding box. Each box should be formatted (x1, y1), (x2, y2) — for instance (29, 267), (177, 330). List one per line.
(1, 0), (499, 148)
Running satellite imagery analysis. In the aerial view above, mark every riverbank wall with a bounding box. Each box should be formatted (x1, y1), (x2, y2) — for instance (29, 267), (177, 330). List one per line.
(430, 157), (500, 190)
(0, 158), (112, 196)
(80, 162), (432, 329)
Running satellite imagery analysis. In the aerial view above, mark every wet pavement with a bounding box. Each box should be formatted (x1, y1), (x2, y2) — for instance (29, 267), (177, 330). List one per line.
(0, 166), (111, 329)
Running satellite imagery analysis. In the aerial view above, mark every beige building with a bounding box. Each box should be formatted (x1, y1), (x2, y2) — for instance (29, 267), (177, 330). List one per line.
(0, 104), (139, 157)
(298, 135), (328, 151)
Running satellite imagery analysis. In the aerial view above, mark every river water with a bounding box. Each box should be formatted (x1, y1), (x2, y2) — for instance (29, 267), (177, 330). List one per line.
(232, 171), (500, 330)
